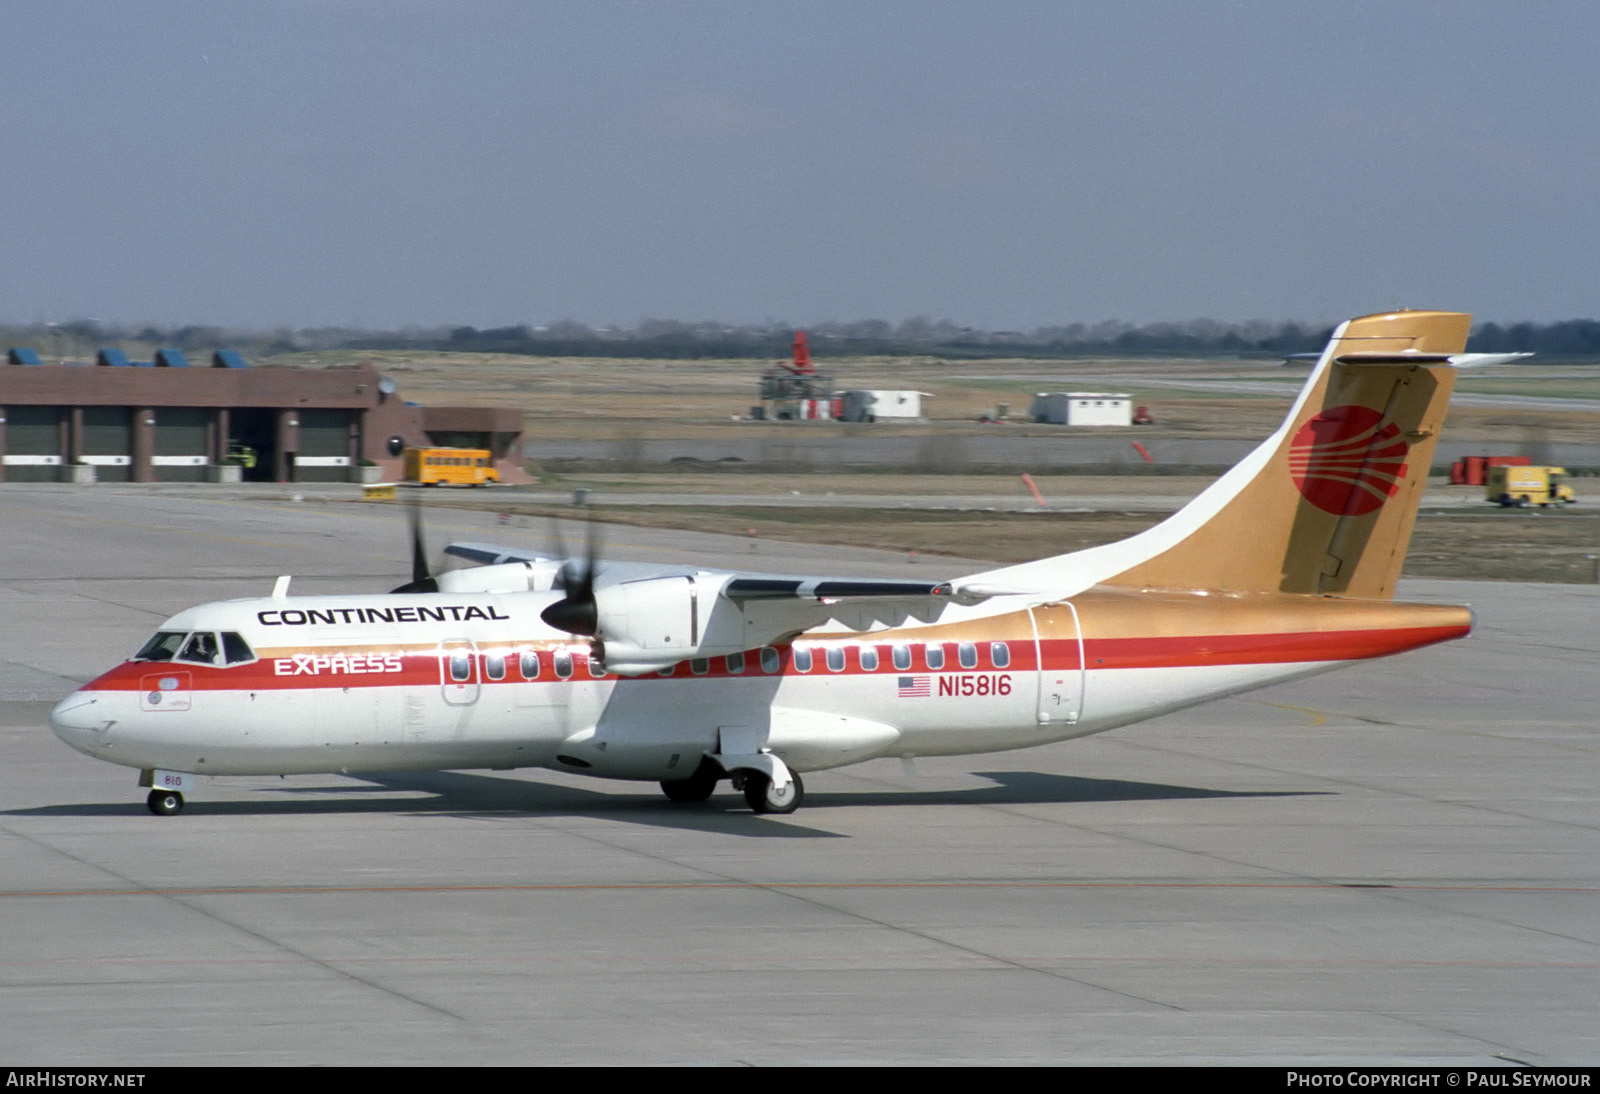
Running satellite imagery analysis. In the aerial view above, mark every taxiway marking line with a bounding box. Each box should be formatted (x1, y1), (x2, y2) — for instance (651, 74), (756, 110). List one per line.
(3, 880), (1593, 899)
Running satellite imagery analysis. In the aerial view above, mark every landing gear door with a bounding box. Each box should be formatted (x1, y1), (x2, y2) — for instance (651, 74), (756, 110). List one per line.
(438, 640), (480, 705)
(1028, 602), (1083, 725)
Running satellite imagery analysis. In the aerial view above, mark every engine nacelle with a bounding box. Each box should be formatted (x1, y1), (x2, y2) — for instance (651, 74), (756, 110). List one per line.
(587, 573), (755, 675)
(592, 639), (686, 677)
(593, 574), (700, 651)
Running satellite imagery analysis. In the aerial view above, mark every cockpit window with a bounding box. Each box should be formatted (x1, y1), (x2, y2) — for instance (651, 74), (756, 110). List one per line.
(221, 632), (255, 665)
(134, 632), (187, 662)
(137, 631), (254, 666)
(179, 632), (220, 665)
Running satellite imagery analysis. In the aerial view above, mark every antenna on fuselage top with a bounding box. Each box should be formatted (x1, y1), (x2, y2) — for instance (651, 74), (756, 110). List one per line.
(272, 576), (291, 600)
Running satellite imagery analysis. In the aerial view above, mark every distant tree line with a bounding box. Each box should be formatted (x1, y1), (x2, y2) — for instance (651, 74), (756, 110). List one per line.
(1466, 320), (1600, 355)
(6, 316), (1600, 362)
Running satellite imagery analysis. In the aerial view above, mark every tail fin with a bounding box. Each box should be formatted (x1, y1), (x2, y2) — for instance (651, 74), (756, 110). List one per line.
(970, 310), (1472, 600)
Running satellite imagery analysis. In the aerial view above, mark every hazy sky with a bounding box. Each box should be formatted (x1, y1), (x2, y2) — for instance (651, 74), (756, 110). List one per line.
(1, 1), (1595, 330)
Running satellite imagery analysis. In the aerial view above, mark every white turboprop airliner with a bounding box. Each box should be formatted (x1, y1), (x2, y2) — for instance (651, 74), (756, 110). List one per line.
(52, 311), (1480, 817)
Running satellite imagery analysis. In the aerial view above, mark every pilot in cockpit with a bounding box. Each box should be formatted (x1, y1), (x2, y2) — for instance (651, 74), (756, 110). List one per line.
(180, 632), (219, 666)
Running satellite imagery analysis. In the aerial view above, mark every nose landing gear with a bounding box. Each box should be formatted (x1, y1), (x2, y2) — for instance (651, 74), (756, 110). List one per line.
(147, 789), (185, 816)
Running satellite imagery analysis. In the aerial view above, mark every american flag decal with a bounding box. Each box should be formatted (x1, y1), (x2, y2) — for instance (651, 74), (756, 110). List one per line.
(897, 675), (930, 697)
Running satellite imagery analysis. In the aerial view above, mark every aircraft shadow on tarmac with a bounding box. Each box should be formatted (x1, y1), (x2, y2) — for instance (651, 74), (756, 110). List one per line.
(12, 769), (1319, 837)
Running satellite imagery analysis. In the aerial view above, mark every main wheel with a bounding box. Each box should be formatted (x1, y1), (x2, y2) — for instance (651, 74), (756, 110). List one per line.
(743, 771), (804, 815)
(147, 789), (184, 816)
(660, 761), (720, 803)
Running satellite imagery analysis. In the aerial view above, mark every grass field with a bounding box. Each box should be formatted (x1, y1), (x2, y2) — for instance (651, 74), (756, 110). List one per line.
(403, 488), (1600, 585)
(273, 348), (1600, 445)
(275, 346), (1599, 584)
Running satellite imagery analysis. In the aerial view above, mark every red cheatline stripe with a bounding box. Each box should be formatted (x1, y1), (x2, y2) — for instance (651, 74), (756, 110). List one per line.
(1077, 624), (1467, 670)
(75, 624), (1467, 693)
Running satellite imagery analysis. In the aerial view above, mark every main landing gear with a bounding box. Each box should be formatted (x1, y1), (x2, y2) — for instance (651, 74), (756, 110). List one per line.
(147, 789), (184, 816)
(742, 771), (804, 815)
(657, 759), (805, 814)
(660, 759), (720, 803)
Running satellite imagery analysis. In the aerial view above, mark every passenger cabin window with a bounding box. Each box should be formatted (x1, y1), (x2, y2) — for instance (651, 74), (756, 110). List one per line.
(924, 643), (945, 670)
(825, 646), (846, 673)
(990, 642), (1010, 668)
(449, 652), (472, 682)
(520, 651), (540, 679)
(726, 652), (746, 675)
(587, 657), (606, 678)
(690, 658), (709, 676)
(760, 647), (780, 674)
(793, 647), (813, 673)
(554, 651), (573, 679)
(958, 641), (978, 669)
(859, 646), (879, 671)
(485, 653), (506, 681)
(892, 644), (911, 671)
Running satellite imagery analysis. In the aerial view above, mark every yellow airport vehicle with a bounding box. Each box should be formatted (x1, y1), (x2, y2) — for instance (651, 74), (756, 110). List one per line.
(404, 446), (498, 487)
(1486, 465), (1576, 507)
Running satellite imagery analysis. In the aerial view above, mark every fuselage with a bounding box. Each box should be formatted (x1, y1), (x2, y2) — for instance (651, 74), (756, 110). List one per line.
(49, 586), (1472, 783)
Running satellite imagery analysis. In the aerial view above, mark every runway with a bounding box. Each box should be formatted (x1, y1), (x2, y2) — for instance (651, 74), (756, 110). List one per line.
(1, 486), (1595, 1064)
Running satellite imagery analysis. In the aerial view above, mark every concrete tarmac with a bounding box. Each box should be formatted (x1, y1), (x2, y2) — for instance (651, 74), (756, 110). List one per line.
(1, 486), (1595, 1065)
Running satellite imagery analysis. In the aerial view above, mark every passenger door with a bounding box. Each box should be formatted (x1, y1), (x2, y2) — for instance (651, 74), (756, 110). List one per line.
(1028, 603), (1083, 725)
(438, 640), (480, 705)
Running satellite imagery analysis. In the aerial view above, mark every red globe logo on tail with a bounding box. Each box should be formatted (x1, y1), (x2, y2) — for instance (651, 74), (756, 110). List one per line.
(1289, 405), (1409, 516)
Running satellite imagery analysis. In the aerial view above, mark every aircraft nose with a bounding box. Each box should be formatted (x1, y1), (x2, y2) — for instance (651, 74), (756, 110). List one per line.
(50, 692), (110, 750)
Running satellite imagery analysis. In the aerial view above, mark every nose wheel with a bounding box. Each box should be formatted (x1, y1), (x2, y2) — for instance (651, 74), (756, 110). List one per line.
(147, 789), (185, 816)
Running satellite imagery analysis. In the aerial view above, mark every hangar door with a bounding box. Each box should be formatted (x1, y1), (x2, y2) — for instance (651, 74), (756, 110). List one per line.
(82, 407), (132, 482)
(295, 409), (353, 482)
(153, 408), (208, 482)
(3, 406), (62, 482)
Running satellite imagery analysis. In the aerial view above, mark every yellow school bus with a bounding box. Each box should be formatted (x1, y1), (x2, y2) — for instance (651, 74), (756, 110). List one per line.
(404, 447), (499, 487)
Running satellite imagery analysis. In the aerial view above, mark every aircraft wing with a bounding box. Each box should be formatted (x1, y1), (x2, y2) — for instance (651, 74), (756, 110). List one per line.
(445, 542), (561, 566)
(441, 540), (1016, 673)
(724, 577), (955, 602)
(445, 540), (1002, 604)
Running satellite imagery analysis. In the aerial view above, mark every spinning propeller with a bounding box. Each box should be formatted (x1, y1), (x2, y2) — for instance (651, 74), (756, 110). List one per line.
(539, 517), (601, 636)
(390, 499), (440, 594)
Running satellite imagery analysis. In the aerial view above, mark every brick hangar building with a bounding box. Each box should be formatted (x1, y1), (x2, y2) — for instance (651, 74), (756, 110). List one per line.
(0, 350), (527, 484)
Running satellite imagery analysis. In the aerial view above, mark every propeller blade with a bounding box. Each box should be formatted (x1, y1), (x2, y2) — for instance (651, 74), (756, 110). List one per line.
(540, 515), (601, 634)
(391, 499), (439, 594)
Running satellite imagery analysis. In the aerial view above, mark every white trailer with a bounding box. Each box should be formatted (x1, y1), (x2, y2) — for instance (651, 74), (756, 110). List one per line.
(1030, 392), (1133, 426)
(839, 390), (931, 422)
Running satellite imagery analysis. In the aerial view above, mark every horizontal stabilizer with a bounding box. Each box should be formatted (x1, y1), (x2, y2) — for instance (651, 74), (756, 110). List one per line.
(1333, 352), (1455, 366)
